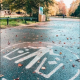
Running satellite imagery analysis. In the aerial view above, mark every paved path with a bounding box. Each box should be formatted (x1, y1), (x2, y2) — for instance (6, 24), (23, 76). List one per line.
(49, 17), (80, 21)
(1, 18), (80, 80)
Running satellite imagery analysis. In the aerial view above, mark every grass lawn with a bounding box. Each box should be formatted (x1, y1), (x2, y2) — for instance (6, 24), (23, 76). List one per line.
(0, 19), (36, 29)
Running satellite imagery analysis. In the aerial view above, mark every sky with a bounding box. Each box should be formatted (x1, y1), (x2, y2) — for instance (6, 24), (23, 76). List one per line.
(56, 0), (75, 8)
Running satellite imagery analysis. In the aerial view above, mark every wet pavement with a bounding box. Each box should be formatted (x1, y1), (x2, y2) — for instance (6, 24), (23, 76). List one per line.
(0, 18), (80, 80)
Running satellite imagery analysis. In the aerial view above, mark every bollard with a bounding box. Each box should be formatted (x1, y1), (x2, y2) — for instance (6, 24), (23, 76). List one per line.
(37, 18), (38, 22)
(7, 18), (9, 25)
(25, 19), (26, 23)
(35, 19), (36, 23)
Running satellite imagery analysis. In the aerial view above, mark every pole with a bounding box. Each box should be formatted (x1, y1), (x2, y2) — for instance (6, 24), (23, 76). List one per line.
(25, 19), (26, 24)
(7, 18), (9, 25)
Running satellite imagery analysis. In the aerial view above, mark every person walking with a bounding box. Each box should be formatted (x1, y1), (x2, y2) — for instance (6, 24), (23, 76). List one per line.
(63, 14), (64, 18)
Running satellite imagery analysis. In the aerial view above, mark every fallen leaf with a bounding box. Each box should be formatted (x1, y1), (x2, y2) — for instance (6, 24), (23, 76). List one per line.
(37, 60), (40, 63)
(67, 38), (69, 40)
(14, 78), (19, 80)
(59, 41), (61, 44)
(70, 38), (72, 40)
(75, 59), (80, 62)
(62, 66), (65, 69)
(16, 35), (18, 37)
(41, 67), (46, 70)
(72, 64), (75, 67)
(39, 41), (42, 44)
(24, 36), (26, 38)
(60, 52), (62, 55)
(18, 63), (23, 67)
(8, 40), (10, 45)
(0, 74), (4, 77)
(33, 71), (36, 73)
(39, 73), (42, 74)
(52, 41), (55, 43)
(56, 35), (58, 37)
(41, 36), (42, 37)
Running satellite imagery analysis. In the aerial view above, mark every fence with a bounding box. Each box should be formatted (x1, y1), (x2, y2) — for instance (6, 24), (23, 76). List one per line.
(0, 17), (38, 25)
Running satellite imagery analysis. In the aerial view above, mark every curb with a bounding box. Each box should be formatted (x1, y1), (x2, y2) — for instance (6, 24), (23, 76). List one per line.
(1, 21), (48, 29)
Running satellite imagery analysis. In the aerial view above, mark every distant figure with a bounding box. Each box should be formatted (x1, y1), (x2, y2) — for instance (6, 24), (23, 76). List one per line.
(63, 14), (65, 18)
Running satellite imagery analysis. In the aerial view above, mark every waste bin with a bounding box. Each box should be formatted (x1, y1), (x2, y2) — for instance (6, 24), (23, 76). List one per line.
(38, 14), (46, 22)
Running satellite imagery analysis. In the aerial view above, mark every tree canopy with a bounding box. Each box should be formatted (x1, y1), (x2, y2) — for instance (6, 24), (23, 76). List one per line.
(48, 0), (67, 16)
(69, 0), (80, 17)
(57, 0), (67, 15)
(48, 0), (59, 16)
(3, 0), (53, 16)
(71, 3), (80, 17)
(1, 0), (69, 17)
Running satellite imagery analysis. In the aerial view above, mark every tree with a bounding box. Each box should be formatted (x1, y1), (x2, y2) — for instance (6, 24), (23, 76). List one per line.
(5, 0), (53, 16)
(58, 0), (67, 16)
(73, 3), (80, 17)
(69, 0), (80, 16)
(48, 0), (59, 16)
(1, 0), (10, 10)
(0, 3), (1, 10)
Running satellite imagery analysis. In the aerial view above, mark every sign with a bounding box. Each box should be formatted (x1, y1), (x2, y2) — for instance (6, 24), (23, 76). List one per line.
(39, 7), (43, 15)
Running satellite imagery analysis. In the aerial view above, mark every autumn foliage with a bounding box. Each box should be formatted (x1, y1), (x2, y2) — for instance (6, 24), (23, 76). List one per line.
(58, 0), (67, 15)
(69, 0), (80, 17)
(48, 0), (67, 16)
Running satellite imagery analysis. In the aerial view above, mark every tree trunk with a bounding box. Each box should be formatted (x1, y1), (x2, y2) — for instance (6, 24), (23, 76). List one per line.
(30, 13), (31, 17)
